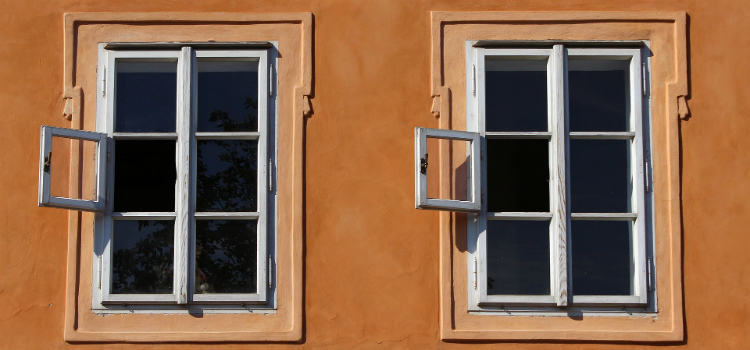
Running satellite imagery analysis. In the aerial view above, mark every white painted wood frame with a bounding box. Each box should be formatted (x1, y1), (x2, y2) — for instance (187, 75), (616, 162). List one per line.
(414, 127), (481, 212)
(95, 45), (273, 307)
(191, 49), (269, 304)
(38, 126), (107, 212)
(566, 48), (647, 306)
(465, 44), (650, 311)
(99, 49), (181, 305)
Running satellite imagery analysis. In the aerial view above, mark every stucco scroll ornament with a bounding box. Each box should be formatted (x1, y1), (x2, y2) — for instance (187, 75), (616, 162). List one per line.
(303, 95), (313, 118)
(431, 95), (441, 118)
(62, 87), (82, 121)
(678, 95), (690, 120)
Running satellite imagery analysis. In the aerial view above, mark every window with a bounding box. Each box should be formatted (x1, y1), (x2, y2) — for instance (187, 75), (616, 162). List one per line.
(467, 45), (651, 310)
(94, 46), (274, 308)
(419, 44), (651, 311)
(42, 45), (276, 309)
(47, 13), (309, 342)
(426, 11), (686, 341)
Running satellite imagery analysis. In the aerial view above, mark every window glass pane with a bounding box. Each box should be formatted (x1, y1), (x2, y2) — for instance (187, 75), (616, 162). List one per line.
(486, 220), (550, 295)
(485, 59), (548, 132)
(114, 140), (176, 212)
(487, 139), (549, 212)
(568, 59), (630, 132)
(197, 140), (258, 212)
(195, 220), (258, 294)
(571, 221), (632, 295)
(112, 220), (174, 294)
(48, 136), (99, 202)
(115, 61), (177, 132)
(569, 139), (631, 213)
(197, 59), (259, 132)
(425, 137), (470, 202)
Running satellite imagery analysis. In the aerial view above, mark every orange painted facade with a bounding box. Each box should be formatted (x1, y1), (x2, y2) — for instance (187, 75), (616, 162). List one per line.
(1, 0), (749, 349)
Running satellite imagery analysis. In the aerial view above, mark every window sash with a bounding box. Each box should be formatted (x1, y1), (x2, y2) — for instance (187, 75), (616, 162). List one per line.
(38, 126), (107, 212)
(414, 127), (481, 212)
(96, 46), (271, 306)
(469, 45), (649, 309)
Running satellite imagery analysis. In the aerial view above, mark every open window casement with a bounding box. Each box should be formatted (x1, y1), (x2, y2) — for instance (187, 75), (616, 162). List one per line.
(38, 125), (107, 212)
(415, 127), (480, 212)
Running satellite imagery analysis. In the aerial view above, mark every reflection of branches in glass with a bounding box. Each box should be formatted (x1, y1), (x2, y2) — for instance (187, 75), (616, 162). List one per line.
(205, 96), (258, 132)
(195, 220), (257, 294)
(196, 139), (258, 212)
(197, 97), (259, 212)
(194, 95), (260, 293)
(112, 220), (174, 294)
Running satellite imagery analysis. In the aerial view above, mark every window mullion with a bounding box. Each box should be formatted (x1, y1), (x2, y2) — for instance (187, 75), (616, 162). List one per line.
(549, 44), (568, 307)
(173, 46), (193, 304)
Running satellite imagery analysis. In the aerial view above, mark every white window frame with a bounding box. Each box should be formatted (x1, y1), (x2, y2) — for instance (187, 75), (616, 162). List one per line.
(415, 127), (481, 212)
(86, 45), (275, 309)
(461, 44), (651, 311)
(38, 126), (107, 211)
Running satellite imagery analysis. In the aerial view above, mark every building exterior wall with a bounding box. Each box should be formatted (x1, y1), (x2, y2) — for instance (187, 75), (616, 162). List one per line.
(1, 0), (749, 348)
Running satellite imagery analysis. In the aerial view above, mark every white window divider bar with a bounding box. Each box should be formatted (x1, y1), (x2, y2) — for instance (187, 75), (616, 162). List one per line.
(550, 44), (569, 307)
(173, 47), (193, 305)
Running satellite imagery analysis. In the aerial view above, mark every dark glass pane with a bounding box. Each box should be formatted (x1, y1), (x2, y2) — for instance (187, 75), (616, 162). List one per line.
(569, 59), (629, 132)
(487, 139), (549, 212)
(114, 140), (176, 212)
(112, 220), (174, 294)
(572, 221), (632, 295)
(197, 140), (258, 212)
(195, 220), (258, 294)
(115, 61), (177, 132)
(569, 139), (630, 213)
(485, 59), (548, 132)
(197, 60), (259, 132)
(487, 220), (550, 295)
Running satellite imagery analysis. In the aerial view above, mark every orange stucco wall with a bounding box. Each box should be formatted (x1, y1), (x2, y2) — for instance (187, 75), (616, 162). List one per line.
(1, 0), (749, 349)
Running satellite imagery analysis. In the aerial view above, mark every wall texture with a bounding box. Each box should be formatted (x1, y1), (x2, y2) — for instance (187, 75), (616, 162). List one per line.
(1, 0), (749, 349)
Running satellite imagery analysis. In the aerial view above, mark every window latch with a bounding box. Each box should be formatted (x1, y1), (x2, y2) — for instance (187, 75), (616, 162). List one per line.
(420, 154), (428, 175)
(43, 152), (51, 173)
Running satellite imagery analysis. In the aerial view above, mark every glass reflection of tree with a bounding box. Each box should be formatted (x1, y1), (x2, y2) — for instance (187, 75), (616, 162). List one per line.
(195, 96), (259, 294)
(111, 96), (259, 295)
(112, 221), (174, 294)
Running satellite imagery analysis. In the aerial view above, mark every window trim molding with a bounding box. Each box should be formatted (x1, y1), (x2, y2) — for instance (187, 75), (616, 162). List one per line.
(430, 11), (688, 342)
(60, 12), (311, 343)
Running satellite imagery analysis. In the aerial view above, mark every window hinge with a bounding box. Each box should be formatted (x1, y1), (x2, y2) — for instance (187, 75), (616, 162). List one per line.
(473, 257), (478, 290)
(102, 67), (106, 97)
(43, 152), (51, 173)
(647, 257), (653, 291)
(268, 157), (273, 192)
(105, 189), (109, 205)
(645, 160), (650, 193)
(269, 64), (274, 97)
(268, 254), (273, 289)
(642, 62), (647, 97)
(472, 65), (477, 97)
(97, 255), (102, 289)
